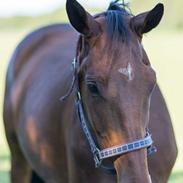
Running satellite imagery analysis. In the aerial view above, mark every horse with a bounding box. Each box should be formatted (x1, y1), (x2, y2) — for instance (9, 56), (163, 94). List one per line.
(3, 0), (177, 183)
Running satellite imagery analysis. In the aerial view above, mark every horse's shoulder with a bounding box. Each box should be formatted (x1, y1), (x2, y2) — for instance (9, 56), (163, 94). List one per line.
(5, 24), (77, 117)
(7, 24), (76, 86)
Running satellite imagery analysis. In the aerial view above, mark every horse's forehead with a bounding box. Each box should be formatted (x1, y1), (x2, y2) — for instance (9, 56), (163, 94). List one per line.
(89, 46), (139, 78)
(87, 16), (143, 79)
(91, 41), (142, 73)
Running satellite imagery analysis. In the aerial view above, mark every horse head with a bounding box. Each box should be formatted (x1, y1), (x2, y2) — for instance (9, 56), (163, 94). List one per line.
(66, 0), (164, 182)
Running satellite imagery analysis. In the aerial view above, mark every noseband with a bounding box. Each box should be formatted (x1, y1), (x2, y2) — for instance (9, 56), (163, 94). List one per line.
(61, 58), (157, 174)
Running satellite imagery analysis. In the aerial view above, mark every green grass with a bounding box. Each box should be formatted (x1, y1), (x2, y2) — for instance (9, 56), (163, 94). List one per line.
(169, 171), (183, 183)
(0, 150), (10, 183)
(0, 28), (183, 182)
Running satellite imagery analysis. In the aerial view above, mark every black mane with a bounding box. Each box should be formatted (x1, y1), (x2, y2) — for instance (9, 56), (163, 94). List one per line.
(105, 0), (131, 42)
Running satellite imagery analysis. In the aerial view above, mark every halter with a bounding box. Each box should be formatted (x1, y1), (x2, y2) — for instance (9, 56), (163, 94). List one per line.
(61, 58), (157, 174)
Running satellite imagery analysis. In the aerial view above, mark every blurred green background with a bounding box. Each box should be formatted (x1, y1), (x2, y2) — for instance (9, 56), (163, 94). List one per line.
(0, 0), (183, 182)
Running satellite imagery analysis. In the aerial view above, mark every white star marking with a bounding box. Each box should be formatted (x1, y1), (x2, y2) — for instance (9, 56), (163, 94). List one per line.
(118, 63), (134, 81)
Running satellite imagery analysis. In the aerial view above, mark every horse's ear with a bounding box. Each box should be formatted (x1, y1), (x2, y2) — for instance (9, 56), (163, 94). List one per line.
(66, 0), (101, 37)
(131, 3), (164, 37)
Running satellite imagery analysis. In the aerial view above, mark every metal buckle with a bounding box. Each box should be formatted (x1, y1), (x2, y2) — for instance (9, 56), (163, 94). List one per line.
(72, 58), (77, 70)
(77, 91), (81, 100)
(146, 128), (157, 156)
(147, 145), (157, 155)
(93, 148), (102, 168)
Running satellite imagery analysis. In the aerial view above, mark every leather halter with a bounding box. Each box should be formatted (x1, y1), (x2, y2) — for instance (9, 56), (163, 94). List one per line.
(61, 58), (157, 174)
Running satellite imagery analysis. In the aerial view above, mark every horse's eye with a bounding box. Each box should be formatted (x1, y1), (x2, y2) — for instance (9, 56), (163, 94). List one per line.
(87, 82), (100, 97)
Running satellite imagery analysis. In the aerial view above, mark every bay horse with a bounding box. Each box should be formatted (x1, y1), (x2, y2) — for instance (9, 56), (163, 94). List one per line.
(3, 0), (177, 183)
